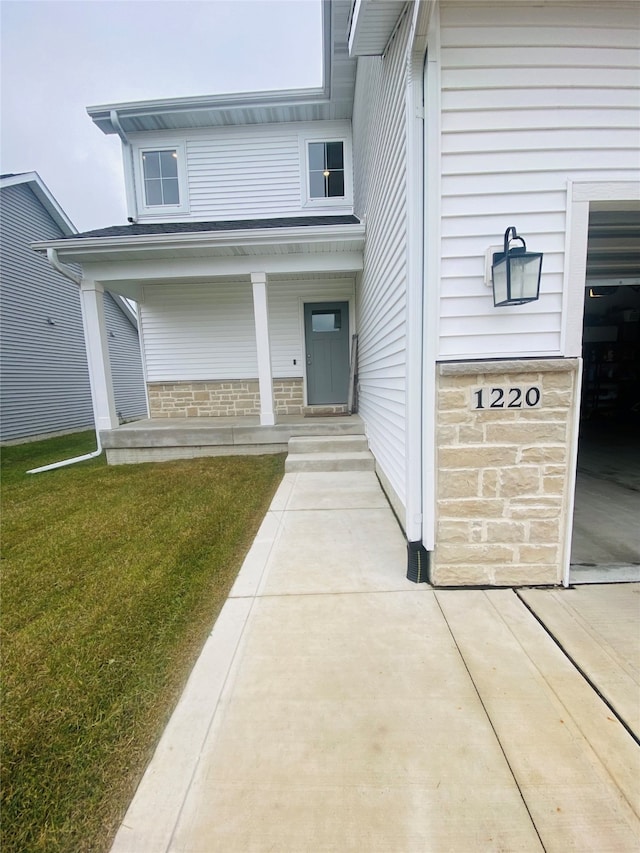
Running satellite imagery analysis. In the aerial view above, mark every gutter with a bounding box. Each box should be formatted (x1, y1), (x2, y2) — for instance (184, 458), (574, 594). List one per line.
(31, 222), (367, 256)
(27, 249), (104, 473)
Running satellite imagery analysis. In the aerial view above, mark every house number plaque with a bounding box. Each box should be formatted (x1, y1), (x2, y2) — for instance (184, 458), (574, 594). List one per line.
(472, 386), (541, 410)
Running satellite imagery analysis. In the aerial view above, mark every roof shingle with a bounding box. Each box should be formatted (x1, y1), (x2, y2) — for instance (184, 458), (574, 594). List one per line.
(66, 215), (361, 240)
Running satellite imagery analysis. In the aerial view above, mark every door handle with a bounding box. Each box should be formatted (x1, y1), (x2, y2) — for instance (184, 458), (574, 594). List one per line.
(306, 353), (312, 364)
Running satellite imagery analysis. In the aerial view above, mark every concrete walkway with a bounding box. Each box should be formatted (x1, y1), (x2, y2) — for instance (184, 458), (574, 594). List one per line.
(111, 471), (640, 853)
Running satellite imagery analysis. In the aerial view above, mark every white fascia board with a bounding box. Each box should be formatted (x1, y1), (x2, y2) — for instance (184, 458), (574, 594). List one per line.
(87, 86), (331, 134)
(1, 171), (77, 235)
(31, 223), (366, 258)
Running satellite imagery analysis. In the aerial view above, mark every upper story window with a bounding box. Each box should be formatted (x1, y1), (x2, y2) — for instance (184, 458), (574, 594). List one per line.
(308, 141), (344, 199)
(135, 142), (189, 216)
(142, 149), (180, 206)
(301, 133), (352, 211)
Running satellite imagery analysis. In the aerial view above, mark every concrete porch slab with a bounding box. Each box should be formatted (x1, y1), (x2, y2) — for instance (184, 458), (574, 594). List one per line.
(101, 415), (365, 464)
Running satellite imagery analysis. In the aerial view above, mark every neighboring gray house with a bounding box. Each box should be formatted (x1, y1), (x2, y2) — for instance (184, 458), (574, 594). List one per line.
(0, 172), (147, 442)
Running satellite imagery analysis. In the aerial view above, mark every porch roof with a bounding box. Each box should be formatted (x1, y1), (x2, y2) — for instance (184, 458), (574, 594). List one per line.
(31, 215), (365, 300)
(57, 215), (361, 241)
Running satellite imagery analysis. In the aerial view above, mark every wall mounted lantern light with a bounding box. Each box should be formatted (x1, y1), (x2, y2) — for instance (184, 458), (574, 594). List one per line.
(489, 226), (543, 307)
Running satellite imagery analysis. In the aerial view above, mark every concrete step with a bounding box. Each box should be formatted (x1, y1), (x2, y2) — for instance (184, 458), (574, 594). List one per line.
(288, 434), (369, 455)
(285, 451), (375, 473)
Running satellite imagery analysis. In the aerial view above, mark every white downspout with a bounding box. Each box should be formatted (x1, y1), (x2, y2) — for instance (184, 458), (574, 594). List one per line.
(404, 17), (426, 545)
(110, 109), (139, 223)
(422, 4), (441, 553)
(27, 433), (103, 474)
(27, 249), (104, 473)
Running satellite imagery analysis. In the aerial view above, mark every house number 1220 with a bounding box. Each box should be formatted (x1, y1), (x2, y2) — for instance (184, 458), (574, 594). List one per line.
(472, 386), (541, 409)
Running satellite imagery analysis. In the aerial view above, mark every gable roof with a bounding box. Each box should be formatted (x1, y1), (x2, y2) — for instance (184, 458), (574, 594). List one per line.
(87, 1), (356, 135)
(0, 172), (77, 236)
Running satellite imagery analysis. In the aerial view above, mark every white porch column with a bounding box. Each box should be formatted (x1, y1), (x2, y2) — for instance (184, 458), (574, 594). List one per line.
(79, 279), (119, 431)
(250, 271), (275, 426)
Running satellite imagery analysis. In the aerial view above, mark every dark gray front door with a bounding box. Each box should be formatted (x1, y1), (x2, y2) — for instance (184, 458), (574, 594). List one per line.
(304, 302), (350, 405)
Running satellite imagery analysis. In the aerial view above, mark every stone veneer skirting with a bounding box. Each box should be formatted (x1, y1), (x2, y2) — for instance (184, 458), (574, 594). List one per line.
(433, 358), (580, 587)
(148, 379), (304, 418)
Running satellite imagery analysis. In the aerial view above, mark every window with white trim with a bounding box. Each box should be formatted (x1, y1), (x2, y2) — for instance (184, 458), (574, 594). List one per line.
(136, 143), (188, 215)
(142, 149), (180, 206)
(308, 141), (345, 199)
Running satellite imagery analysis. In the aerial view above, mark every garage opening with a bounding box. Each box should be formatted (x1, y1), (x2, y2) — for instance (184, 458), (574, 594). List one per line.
(571, 206), (640, 584)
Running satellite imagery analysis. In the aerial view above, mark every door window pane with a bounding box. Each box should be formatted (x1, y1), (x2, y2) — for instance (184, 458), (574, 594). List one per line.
(312, 310), (341, 332)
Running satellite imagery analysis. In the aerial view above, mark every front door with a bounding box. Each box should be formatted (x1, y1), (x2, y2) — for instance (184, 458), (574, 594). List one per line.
(304, 302), (350, 405)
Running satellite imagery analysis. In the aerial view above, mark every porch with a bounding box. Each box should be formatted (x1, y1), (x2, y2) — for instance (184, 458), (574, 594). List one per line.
(101, 413), (365, 464)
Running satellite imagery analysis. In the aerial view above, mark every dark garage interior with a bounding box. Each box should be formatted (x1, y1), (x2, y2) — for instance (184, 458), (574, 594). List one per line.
(571, 206), (640, 582)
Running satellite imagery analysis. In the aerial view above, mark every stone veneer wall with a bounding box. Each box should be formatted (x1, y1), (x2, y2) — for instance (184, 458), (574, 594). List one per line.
(148, 379), (304, 418)
(433, 358), (580, 587)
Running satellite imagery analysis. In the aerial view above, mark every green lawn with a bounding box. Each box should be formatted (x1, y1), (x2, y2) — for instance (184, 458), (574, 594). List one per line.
(1, 432), (284, 853)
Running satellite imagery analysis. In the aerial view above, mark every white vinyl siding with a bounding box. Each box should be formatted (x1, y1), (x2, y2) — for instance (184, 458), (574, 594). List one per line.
(268, 277), (355, 377)
(0, 183), (146, 441)
(129, 121), (353, 223)
(0, 184), (93, 441)
(138, 277), (354, 383)
(438, 2), (640, 360)
(352, 9), (411, 509)
(140, 282), (257, 382)
(103, 294), (147, 420)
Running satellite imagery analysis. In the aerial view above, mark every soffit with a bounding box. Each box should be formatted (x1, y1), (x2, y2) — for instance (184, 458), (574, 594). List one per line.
(348, 0), (406, 56)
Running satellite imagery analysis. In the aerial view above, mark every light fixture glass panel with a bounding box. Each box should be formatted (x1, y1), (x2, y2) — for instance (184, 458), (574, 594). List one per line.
(492, 258), (508, 306)
(509, 255), (539, 302)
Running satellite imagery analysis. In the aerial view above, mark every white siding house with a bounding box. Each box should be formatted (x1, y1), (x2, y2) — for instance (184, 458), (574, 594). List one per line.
(0, 173), (147, 442)
(34, 1), (639, 587)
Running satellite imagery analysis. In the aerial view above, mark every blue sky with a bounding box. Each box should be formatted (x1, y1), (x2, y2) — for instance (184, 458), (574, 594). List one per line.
(1, 0), (323, 230)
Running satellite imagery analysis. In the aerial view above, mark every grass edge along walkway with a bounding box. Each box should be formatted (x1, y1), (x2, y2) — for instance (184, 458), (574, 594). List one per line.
(1, 432), (284, 853)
